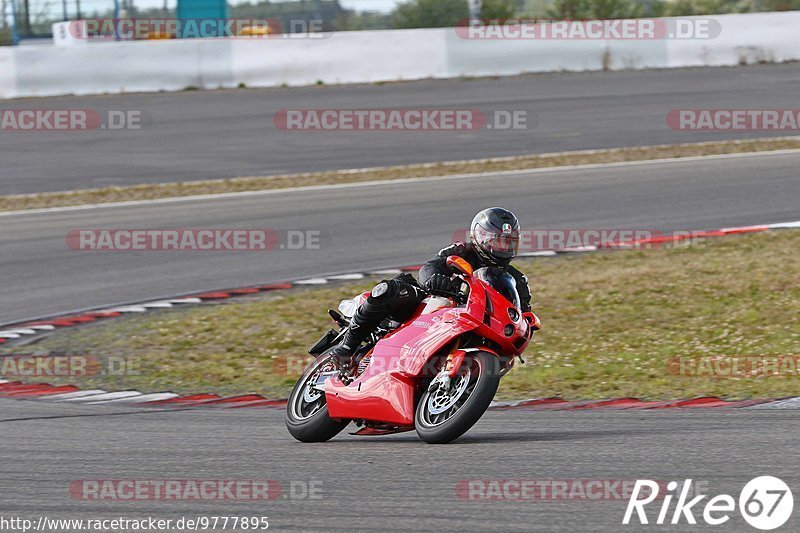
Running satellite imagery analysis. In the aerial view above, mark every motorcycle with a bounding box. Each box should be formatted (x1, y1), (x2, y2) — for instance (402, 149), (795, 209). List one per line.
(285, 256), (540, 444)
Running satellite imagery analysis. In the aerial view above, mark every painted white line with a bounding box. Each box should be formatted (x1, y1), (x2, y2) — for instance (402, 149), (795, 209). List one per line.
(490, 400), (524, 407)
(61, 391), (143, 403)
(85, 392), (178, 404)
(42, 389), (108, 400)
(141, 301), (174, 308)
(28, 325), (56, 331)
(746, 397), (800, 409)
(169, 298), (203, 304)
(0, 333), (21, 339)
(562, 246), (599, 253)
(519, 251), (557, 257)
(3, 148), (799, 217)
(0, 329), (36, 336)
(0, 380), (9, 385)
(115, 392), (180, 404)
(294, 278), (329, 285)
(102, 306), (148, 313)
(370, 269), (403, 275)
(327, 273), (366, 280)
(767, 221), (800, 229)
(720, 224), (769, 233)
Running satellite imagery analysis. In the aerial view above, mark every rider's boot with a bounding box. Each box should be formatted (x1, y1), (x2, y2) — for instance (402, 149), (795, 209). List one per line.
(330, 325), (365, 372)
(330, 282), (395, 371)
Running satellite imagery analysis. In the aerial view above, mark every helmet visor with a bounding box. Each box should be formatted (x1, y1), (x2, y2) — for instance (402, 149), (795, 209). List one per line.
(473, 225), (520, 259)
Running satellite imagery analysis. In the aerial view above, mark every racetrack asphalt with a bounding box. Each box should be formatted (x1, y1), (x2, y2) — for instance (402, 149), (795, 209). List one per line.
(1, 398), (797, 532)
(3, 65), (800, 532)
(1, 62), (799, 195)
(1, 150), (798, 325)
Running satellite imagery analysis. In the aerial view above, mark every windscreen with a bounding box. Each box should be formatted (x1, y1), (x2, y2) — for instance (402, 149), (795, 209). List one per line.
(474, 267), (521, 309)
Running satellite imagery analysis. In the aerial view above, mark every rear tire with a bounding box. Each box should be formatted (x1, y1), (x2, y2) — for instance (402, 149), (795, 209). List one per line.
(285, 353), (349, 442)
(415, 351), (500, 444)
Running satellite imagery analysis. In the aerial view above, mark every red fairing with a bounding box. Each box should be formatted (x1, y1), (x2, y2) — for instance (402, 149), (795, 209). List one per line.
(325, 308), (479, 425)
(392, 311), (480, 376)
(524, 311), (541, 331)
(325, 258), (535, 428)
(325, 370), (416, 425)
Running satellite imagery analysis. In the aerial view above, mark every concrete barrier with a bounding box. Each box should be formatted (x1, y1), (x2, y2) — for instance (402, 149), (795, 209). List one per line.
(1, 12), (798, 99)
(13, 38), (234, 97)
(665, 11), (800, 68)
(0, 47), (16, 98)
(233, 28), (447, 88)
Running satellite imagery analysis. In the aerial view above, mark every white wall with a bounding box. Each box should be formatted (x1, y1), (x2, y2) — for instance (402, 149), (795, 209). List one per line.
(0, 47), (16, 98)
(13, 38), (235, 97)
(232, 28), (448, 88)
(665, 11), (800, 67)
(1, 12), (799, 99)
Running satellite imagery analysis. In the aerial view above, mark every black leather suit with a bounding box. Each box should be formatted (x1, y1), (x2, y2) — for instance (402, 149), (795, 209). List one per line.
(336, 241), (532, 356)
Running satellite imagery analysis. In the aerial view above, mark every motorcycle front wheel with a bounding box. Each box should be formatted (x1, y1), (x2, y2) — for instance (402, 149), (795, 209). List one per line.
(415, 351), (500, 444)
(285, 353), (349, 442)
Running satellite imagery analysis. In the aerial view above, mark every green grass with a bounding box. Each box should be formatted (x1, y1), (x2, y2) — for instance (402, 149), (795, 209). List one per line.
(3, 231), (799, 400)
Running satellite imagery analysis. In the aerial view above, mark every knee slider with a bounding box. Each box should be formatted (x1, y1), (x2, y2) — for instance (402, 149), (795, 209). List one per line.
(369, 279), (396, 302)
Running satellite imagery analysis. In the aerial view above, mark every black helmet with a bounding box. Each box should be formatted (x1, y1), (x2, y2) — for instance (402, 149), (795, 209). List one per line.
(469, 207), (521, 266)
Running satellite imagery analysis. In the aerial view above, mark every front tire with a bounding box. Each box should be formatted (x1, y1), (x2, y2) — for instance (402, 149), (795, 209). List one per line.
(285, 353), (349, 442)
(415, 351), (500, 444)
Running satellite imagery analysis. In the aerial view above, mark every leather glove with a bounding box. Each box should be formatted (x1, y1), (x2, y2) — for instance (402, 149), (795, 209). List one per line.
(425, 273), (456, 296)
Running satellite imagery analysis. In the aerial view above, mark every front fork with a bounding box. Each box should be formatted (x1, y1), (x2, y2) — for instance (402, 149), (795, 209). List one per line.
(427, 348), (468, 393)
(427, 344), (520, 393)
(429, 345), (524, 391)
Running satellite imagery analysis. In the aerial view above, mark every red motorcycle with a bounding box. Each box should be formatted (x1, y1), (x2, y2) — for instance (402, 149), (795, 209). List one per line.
(285, 256), (540, 444)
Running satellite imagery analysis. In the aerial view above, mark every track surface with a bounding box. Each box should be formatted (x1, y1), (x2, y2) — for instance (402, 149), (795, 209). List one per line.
(1, 151), (799, 325)
(1, 63), (799, 195)
(3, 67), (800, 532)
(1, 399), (798, 532)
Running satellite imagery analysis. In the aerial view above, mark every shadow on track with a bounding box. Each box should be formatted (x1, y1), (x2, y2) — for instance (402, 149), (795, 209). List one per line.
(309, 423), (717, 445)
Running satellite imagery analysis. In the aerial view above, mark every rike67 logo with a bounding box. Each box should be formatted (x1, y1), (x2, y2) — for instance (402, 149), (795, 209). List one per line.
(623, 477), (793, 530)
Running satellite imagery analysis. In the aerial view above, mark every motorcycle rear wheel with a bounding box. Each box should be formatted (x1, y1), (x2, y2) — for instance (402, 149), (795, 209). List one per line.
(285, 353), (349, 442)
(415, 351), (500, 444)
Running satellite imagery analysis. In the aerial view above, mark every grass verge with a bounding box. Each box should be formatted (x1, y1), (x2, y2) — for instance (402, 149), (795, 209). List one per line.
(3, 137), (800, 212)
(3, 231), (799, 400)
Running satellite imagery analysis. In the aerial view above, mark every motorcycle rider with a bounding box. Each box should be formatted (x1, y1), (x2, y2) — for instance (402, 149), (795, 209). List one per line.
(331, 207), (532, 371)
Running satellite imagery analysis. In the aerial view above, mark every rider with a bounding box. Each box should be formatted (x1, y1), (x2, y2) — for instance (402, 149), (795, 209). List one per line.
(331, 207), (532, 371)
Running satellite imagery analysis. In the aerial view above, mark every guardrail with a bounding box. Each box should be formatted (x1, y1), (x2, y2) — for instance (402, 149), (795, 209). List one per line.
(1, 11), (799, 99)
